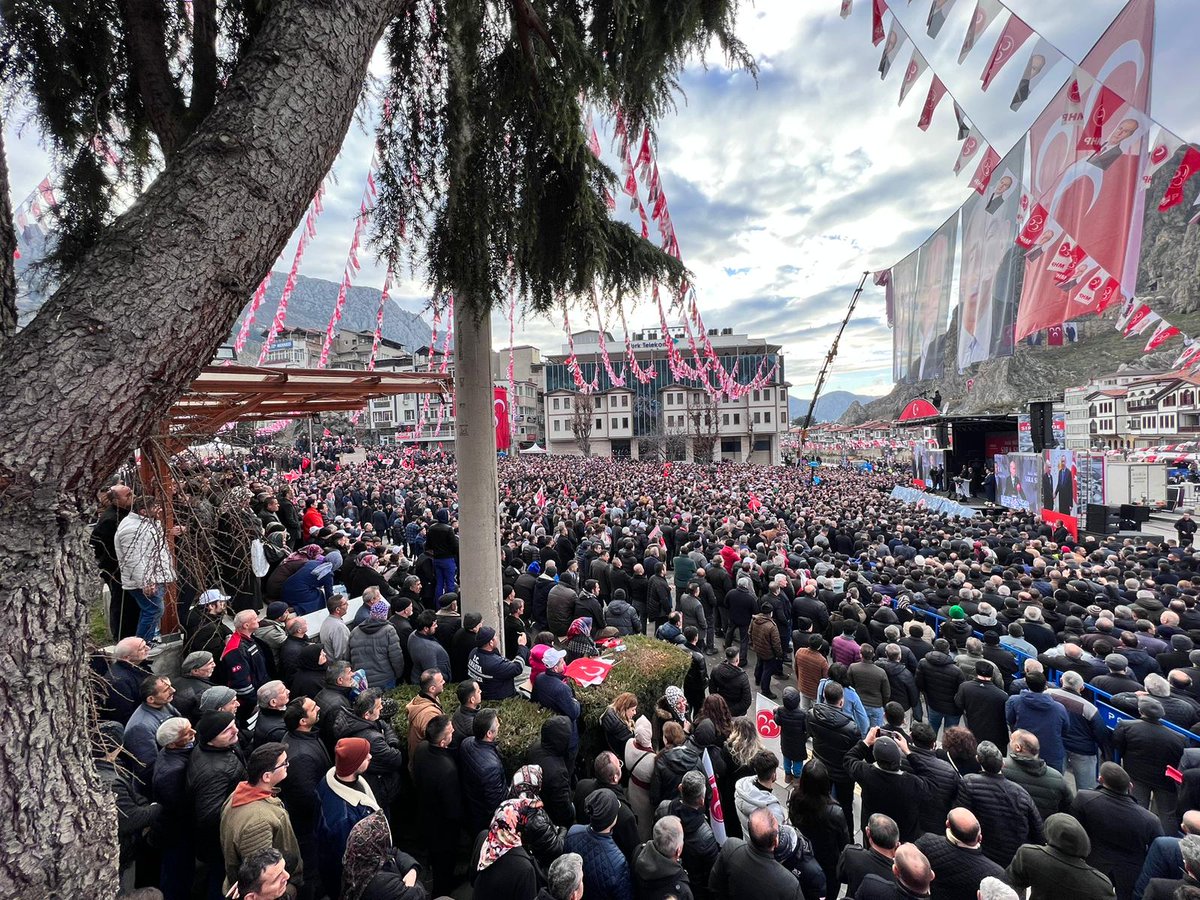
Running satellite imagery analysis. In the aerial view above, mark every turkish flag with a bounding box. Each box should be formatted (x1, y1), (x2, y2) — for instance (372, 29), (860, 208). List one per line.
(872, 0), (887, 45)
(969, 146), (1001, 194)
(980, 14), (1033, 90)
(917, 76), (947, 131)
(563, 657), (614, 686)
(1159, 146), (1200, 212)
(493, 387), (511, 450)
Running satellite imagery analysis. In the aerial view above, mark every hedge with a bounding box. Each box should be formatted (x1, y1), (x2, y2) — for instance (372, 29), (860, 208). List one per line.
(386, 635), (693, 774)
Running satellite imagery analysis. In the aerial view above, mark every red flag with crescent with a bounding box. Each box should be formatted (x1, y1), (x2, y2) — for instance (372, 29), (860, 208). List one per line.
(493, 387), (511, 451)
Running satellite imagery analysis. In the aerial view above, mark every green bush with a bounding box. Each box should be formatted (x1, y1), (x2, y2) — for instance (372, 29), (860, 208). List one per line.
(386, 635), (692, 775)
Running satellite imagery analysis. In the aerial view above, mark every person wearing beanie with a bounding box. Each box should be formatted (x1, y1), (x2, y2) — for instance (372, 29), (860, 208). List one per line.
(775, 687), (808, 782)
(347, 588), (405, 691)
(956, 740), (1043, 867)
(1113, 696), (1188, 832)
(955, 661), (1011, 754)
(1007, 811), (1116, 900)
(1070, 762), (1163, 900)
(253, 601), (293, 663)
(219, 742), (302, 893)
(187, 710), (245, 893)
(844, 729), (925, 842)
(450, 610), (483, 681)
(315, 736), (380, 891)
(468, 624), (525, 700)
(174, 649), (217, 722)
(564, 788), (633, 900)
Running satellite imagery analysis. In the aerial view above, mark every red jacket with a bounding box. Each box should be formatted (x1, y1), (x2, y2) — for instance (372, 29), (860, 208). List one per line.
(301, 507), (324, 539)
(720, 545), (740, 575)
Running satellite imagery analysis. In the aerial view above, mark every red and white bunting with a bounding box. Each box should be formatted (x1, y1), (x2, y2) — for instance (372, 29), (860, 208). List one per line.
(898, 49), (928, 105)
(980, 13), (1033, 91)
(954, 127), (984, 175)
(958, 0), (1003, 64)
(969, 145), (1001, 194)
(1159, 146), (1200, 212)
(872, 0), (888, 46)
(1143, 126), (1185, 189)
(917, 76), (947, 131)
(1145, 320), (1181, 353)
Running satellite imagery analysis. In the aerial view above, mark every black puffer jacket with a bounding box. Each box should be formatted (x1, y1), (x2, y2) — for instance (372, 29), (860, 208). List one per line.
(1001, 754), (1073, 822)
(526, 715), (577, 828)
(650, 740), (703, 807)
(708, 660), (752, 716)
(806, 702), (859, 782)
(657, 798), (719, 888)
(917, 650), (967, 715)
(460, 736), (507, 834)
(956, 772), (1043, 866)
(186, 743), (246, 862)
(879, 659), (919, 711)
(334, 711), (405, 807)
(520, 804), (566, 869)
(906, 747), (961, 835)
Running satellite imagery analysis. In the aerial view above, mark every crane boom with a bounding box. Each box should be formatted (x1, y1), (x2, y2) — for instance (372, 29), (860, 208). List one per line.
(801, 271), (870, 443)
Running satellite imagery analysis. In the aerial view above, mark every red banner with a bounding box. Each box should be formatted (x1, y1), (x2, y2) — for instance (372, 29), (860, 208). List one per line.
(493, 387), (511, 451)
(1014, 0), (1154, 340)
(1159, 147), (1200, 212)
(1042, 508), (1079, 541)
(872, 0), (887, 46)
(918, 76), (947, 131)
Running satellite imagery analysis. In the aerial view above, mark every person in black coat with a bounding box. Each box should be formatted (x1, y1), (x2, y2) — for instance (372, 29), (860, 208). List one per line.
(151, 720), (196, 899)
(573, 751), (639, 864)
(527, 715), (577, 829)
(708, 808), (805, 900)
(280, 697), (329, 897)
(657, 772), (720, 891)
(955, 741), (1043, 867)
(333, 689), (406, 809)
(844, 732), (925, 842)
(460, 708), (508, 835)
(101, 639), (153, 724)
(805, 682), (861, 826)
(708, 648), (752, 717)
(724, 580), (758, 663)
(955, 664), (1011, 754)
(186, 711), (246, 888)
(277, 620), (313, 687)
(290, 642), (327, 700)
(775, 688), (808, 781)
(1113, 698), (1187, 831)
(904, 723), (961, 836)
(412, 714), (463, 897)
(1071, 762), (1164, 900)
(917, 641), (967, 733)
(836, 814), (898, 897)
(913, 808), (1008, 900)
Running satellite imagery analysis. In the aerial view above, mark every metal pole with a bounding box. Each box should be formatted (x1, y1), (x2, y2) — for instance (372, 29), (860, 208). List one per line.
(802, 271), (869, 443)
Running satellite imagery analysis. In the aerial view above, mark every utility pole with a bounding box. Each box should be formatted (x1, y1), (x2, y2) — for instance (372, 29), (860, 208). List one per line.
(802, 271), (869, 443)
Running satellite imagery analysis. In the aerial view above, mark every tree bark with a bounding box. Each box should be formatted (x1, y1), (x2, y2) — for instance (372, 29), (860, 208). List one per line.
(452, 299), (504, 642)
(0, 126), (16, 340)
(116, 0), (188, 155)
(0, 0), (407, 893)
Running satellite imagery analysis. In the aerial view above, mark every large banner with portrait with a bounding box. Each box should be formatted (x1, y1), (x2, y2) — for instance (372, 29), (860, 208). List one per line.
(995, 452), (1043, 515)
(912, 446), (946, 489)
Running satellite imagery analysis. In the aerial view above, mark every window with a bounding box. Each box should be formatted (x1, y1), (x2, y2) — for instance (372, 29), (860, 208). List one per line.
(676, 392), (684, 405)
(763, 389), (771, 401)
(753, 438), (771, 451)
(595, 418), (603, 429)
(722, 414), (729, 426)
(764, 411), (771, 423)
(554, 420), (560, 431)
(552, 397), (560, 410)
(733, 414), (741, 425)
(752, 390), (760, 402)
(564, 397), (571, 409)
(721, 438), (741, 453)
(623, 417), (629, 428)
(404, 409), (415, 422)
(622, 395), (629, 407)
(753, 412), (761, 424)
(612, 418), (618, 429)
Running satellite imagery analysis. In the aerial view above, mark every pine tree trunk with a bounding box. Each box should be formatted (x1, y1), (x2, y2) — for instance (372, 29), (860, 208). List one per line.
(0, 0), (406, 893)
(0, 127), (17, 340)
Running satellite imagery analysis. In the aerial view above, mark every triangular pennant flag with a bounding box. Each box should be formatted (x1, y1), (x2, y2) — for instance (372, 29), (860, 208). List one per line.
(1160, 146), (1200, 212)
(841, 0), (853, 17)
(1046, 234), (1083, 278)
(1010, 37), (1059, 111)
(898, 49), (928, 105)
(1174, 339), (1200, 370)
(980, 13), (1034, 91)
(879, 18), (908, 80)
(1016, 202), (1053, 250)
(953, 101), (971, 140)
(926, 0), (958, 39)
(954, 127), (985, 175)
(634, 127), (653, 172)
(1115, 297), (1139, 330)
(959, 0), (1003, 64)
(1077, 84), (1128, 154)
(1121, 304), (1154, 336)
(1128, 310), (1161, 338)
(917, 76), (947, 130)
(1144, 125), (1185, 189)
(1145, 321), (1181, 353)
(872, 0), (888, 46)
(969, 145), (1001, 194)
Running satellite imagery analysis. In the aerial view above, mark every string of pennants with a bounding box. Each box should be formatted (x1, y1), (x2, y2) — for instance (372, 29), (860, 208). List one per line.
(854, 0), (1200, 372)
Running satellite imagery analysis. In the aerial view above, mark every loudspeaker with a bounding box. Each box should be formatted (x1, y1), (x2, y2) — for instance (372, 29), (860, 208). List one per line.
(1029, 401), (1055, 452)
(1086, 504), (1112, 534)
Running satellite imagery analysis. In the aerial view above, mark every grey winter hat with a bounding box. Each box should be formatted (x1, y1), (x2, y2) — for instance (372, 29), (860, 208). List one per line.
(1105, 653), (1129, 672)
(872, 736), (902, 770)
(199, 685), (237, 712)
(182, 651), (214, 674)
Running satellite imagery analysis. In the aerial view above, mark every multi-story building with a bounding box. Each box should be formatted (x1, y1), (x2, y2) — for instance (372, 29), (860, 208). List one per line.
(257, 327), (409, 371)
(365, 346), (456, 444)
(542, 327), (789, 464)
(493, 345), (546, 448)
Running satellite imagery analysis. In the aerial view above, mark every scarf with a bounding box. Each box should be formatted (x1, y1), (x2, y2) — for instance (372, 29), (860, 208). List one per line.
(568, 616), (592, 638)
(341, 812), (393, 900)
(508, 764), (544, 801)
(285, 543), (325, 564)
(665, 685), (687, 720)
(478, 798), (534, 871)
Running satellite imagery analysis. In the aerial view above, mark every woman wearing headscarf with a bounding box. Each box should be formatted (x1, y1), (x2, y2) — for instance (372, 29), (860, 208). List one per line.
(344, 552), (399, 601)
(651, 685), (691, 750)
(266, 543), (323, 600)
(341, 812), (425, 900)
(290, 643), (328, 699)
(564, 617), (599, 662)
(508, 765), (565, 869)
(624, 716), (658, 842)
(281, 545), (336, 616)
(528, 643), (550, 687)
(472, 798), (543, 899)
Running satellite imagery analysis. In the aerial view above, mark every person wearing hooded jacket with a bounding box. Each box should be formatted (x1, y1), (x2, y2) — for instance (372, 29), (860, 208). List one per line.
(290, 643), (328, 700)
(734, 749), (787, 835)
(1007, 812), (1117, 899)
(650, 721), (703, 809)
(917, 639), (967, 735)
(1005, 672), (1071, 773)
(527, 715), (578, 829)
(606, 589), (642, 635)
(348, 597), (405, 690)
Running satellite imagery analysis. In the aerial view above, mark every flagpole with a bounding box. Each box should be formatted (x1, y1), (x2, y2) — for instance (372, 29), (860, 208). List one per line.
(801, 272), (869, 443)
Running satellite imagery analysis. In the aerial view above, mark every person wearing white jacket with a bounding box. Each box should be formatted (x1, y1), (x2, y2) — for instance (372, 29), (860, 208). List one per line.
(115, 496), (177, 642)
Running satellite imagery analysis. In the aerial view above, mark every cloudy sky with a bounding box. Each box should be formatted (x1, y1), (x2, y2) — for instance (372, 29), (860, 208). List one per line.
(6, 0), (1200, 401)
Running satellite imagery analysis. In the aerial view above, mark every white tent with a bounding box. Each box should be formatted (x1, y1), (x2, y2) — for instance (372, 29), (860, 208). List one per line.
(520, 443), (548, 454)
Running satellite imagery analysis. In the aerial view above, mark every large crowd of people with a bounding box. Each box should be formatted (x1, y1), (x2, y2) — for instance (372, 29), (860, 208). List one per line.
(89, 446), (1200, 900)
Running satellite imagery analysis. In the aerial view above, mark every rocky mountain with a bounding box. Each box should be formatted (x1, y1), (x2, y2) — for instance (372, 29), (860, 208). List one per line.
(232, 273), (432, 358)
(840, 155), (1200, 425)
(789, 390), (872, 423)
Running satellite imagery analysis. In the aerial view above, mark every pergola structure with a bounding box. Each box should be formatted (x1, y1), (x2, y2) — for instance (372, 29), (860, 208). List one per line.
(139, 365), (452, 633)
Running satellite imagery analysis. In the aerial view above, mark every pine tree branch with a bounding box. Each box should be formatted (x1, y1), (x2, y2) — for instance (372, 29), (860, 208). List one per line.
(115, 0), (188, 155)
(0, 127), (16, 341)
(190, 0), (219, 126)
